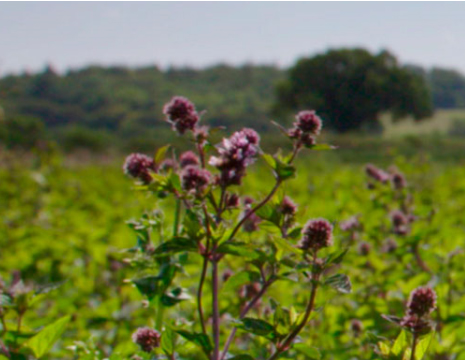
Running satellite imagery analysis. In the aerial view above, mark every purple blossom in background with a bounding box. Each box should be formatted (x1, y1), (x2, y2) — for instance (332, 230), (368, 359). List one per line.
(390, 210), (409, 235)
(132, 327), (161, 353)
(209, 128), (260, 186)
(340, 216), (360, 232)
(163, 96), (199, 134)
(365, 164), (390, 183)
(280, 196), (297, 216)
(123, 153), (156, 184)
(391, 171), (407, 190)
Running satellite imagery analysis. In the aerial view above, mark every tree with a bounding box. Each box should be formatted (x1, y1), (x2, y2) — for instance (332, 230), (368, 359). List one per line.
(274, 48), (433, 133)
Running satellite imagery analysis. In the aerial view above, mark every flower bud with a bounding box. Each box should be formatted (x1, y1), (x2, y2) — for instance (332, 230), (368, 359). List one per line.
(179, 151), (200, 168)
(181, 165), (211, 193)
(163, 96), (199, 134)
(299, 218), (333, 252)
(295, 110), (322, 135)
(123, 153), (156, 184)
(407, 287), (437, 317)
(132, 327), (161, 353)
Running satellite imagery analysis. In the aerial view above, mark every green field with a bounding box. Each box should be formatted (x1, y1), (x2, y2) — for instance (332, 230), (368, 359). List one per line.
(382, 109), (465, 138)
(2, 137), (465, 360)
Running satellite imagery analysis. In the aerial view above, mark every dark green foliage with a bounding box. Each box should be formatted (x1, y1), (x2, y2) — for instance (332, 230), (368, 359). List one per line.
(274, 48), (434, 132)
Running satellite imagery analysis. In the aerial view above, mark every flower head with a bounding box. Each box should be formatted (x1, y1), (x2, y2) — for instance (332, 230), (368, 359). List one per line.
(209, 128), (260, 186)
(163, 96), (199, 134)
(299, 218), (333, 252)
(391, 171), (407, 190)
(295, 110), (322, 135)
(179, 151), (200, 168)
(181, 165), (211, 193)
(407, 287), (437, 317)
(132, 327), (161, 353)
(390, 210), (409, 235)
(280, 196), (298, 216)
(123, 153), (156, 184)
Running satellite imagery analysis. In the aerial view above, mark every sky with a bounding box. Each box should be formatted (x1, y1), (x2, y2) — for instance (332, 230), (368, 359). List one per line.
(2, 2), (465, 76)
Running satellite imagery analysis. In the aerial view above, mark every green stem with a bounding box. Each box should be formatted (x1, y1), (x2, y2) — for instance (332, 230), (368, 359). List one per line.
(173, 198), (181, 237)
(410, 333), (418, 360)
(155, 295), (165, 330)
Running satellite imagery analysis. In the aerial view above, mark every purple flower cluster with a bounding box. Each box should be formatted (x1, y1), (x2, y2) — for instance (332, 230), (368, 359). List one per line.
(163, 96), (199, 134)
(299, 218), (333, 252)
(365, 164), (390, 184)
(181, 165), (211, 194)
(209, 128), (260, 186)
(339, 216), (360, 232)
(391, 171), (407, 190)
(400, 287), (437, 334)
(407, 287), (437, 317)
(287, 110), (322, 146)
(132, 327), (161, 353)
(279, 196), (298, 216)
(179, 151), (200, 168)
(390, 210), (410, 235)
(123, 153), (156, 184)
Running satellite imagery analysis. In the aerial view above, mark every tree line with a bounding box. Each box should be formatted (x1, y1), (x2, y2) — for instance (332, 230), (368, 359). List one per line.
(1, 48), (465, 150)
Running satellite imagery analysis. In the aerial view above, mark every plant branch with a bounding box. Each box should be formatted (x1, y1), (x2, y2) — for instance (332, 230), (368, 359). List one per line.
(225, 179), (283, 244)
(220, 278), (275, 360)
(211, 253), (220, 360)
(412, 243), (432, 274)
(266, 273), (320, 360)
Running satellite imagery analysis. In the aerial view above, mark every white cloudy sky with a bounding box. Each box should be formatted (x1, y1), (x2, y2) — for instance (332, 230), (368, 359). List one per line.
(1, 2), (465, 75)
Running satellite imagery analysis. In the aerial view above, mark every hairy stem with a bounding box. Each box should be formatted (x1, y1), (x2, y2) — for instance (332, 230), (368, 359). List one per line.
(220, 279), (274, 360)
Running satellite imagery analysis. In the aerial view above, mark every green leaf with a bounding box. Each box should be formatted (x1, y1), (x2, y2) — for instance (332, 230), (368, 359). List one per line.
(224, 271), (260, 292)
(307, 144), (336, 150)
(262, 153), (277, 169)
(154, 237), (198, 254)
(161, 327), (177, 356)
(287, 227), (302, 240)
(132, 276), (161, 300)
(391, 330), (408, 356)
(176, 330), (212, 355)
(161, 287), (191, 307)
(183, 210), (204, 240)
(294, 344), (321, 359)
(415, 331), (435, 360)
(217, 243), (261, 260)
(154, 145), (171, 166)
(24, 315), (71, 358)
(275, 159), (296, 180)
(238, 318), (275, 337)
(323, 274), (352, 294)
(325, 248), (349, 266)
